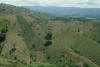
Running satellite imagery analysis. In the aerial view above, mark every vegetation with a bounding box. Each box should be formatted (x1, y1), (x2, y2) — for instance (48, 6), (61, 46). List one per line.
(0, 33), (6, 42)
(66, 58), (77, 67)
(16, 15), (44, 50)
(0, 19), (7, 54)
(0, 43), (3, 54)
(83, 63), (90, 67)
(45, 32), (52, 40)
(0, 3), (100, 67)
(45, 32), (53, 47)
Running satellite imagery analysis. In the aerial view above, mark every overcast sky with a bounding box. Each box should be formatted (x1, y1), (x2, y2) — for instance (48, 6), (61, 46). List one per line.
(0, 0), (100, 8)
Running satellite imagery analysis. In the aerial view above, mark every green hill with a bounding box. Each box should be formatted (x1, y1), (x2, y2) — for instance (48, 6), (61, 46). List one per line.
(0, 3), (100, 67)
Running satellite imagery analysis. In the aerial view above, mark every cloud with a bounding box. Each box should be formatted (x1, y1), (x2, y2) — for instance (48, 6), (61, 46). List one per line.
(0, 0), (100, 8)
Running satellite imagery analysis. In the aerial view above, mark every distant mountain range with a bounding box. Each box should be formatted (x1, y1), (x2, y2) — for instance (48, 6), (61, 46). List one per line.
(24, 6), (100, 16)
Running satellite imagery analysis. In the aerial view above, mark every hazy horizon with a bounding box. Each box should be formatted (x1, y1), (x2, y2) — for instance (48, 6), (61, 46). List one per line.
(0, 0), (100, 8)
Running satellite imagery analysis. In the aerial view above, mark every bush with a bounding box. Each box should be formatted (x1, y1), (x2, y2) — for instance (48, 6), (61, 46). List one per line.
(0, 33), (6, 43)
(97, 41), (100, 44)
(66, 58), (77, 67)
(0, 43), (3, 54)
(44, 32), (53, 47)
(9, 48), (16, 55)
(44, 41), (52, 47)
(83, 63), (90, 67)
(45, 33), (52, 40)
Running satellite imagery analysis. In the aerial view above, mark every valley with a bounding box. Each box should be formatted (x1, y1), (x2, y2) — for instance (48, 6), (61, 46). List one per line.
(0, 4), (100, 67)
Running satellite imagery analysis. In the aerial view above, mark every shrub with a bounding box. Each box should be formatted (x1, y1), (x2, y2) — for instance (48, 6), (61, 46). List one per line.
(9, 48), (16, 55)
(44, 41), (52, 47)
(83, 63), (90, 67)
(0, 43), (3, 54)
(45, 33), (52, 40)
(97, 41), (100, 44)
(66, 58), (77, 67)
(0, 33), (6, 43)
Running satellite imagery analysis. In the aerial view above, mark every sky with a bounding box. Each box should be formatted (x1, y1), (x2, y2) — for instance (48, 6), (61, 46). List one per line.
(0, 0), (100, 8)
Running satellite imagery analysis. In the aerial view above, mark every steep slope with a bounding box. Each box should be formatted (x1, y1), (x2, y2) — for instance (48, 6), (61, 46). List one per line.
(16, 15), (98, 67)
(1, 15), (30, 63)
(0, 3), (100, 67)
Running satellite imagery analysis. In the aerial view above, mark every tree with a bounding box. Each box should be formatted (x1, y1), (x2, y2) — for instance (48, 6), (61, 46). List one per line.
(44, 32), (53, 47)
(45, 32), (52, 40)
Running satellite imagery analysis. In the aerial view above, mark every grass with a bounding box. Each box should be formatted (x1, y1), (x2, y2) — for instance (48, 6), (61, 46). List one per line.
(10, 15), (100, 67)
(0, 19), (7, 54)
(16, 15), (46, 62)
(0, 56), (34, 67)
(41, 22), (100, 67)
(1, 4), (100, 67)
(72, 22), (100, 66)
(73, 36), (100, 65)
(0, 56), (67, 67)
(16, 15), (45, 50)
(32, 62), (56, 67)
(0, 19), (7, 32)
(16, 15), (74, 66)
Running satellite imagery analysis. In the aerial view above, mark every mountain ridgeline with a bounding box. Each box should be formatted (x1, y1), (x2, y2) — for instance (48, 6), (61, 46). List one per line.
(0, 3), (100, 67)
(24, 6), (100, 16)
(24, 6), (100, 22)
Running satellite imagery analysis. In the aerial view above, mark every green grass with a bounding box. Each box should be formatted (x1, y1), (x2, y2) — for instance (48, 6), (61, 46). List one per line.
(41, 22), (100, 67)
(32, 62), (56, 67)
(16, 15), (76, 67)
(15, 16), (100, 67)
(72, 22), (100, 66)
(0, 19), (8, 54)
(0, 19), (7, 31)
(1, 4), (100, 67)
(16, 15), (45, 50)
(16, 15), (46, 63)
(0, 56), (35, 67)
(73, 36), (100, 65)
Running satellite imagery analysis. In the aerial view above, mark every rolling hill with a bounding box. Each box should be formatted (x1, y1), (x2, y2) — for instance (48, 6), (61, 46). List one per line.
(0, 3), (100, 67)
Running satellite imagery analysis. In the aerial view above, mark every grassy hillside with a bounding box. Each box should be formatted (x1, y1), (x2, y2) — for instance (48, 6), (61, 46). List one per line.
(0, 3), (100, 67)
(16, 15), (99, 67)
(72, 22), (100, 65)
